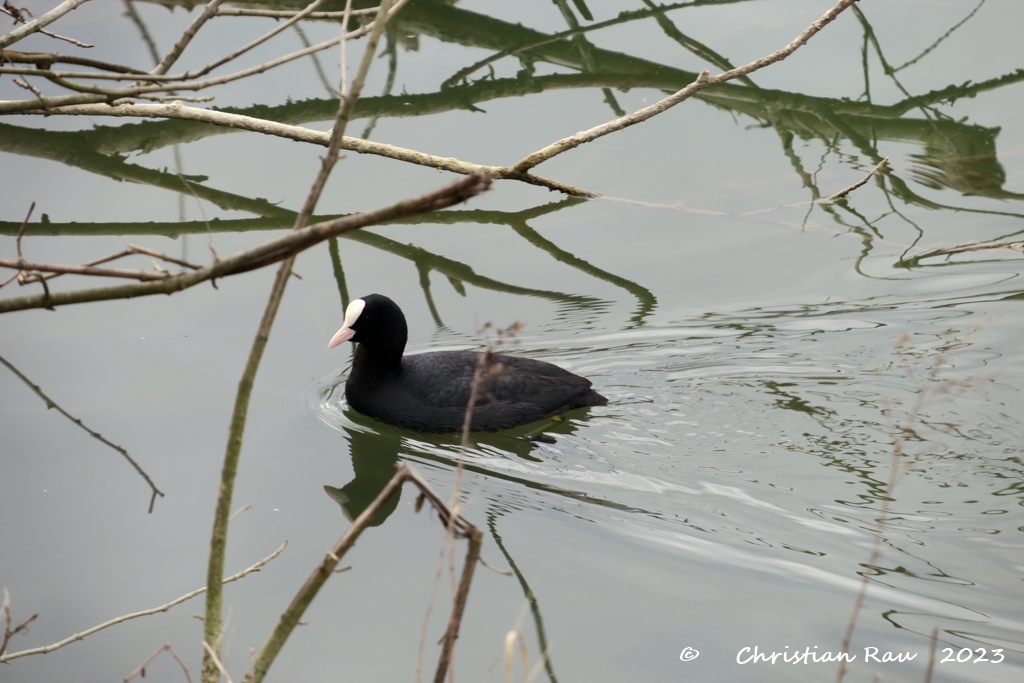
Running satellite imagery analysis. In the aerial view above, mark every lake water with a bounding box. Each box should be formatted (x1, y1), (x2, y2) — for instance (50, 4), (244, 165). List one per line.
(1, 1), (1022, 681)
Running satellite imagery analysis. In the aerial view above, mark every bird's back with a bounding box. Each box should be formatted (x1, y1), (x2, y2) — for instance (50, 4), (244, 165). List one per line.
(345, 349), (606, 432)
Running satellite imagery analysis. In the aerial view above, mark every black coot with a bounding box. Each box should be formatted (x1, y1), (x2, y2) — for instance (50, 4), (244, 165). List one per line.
(328, 294), (607, 432)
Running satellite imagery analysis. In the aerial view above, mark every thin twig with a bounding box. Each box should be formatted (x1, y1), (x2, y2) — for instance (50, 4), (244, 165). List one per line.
(150, 0), (228, 76)
(513, 0), (861, 173)
(923, 626), (938, 683)
(127, 244), (203, 270)
(0, 542), (286, 663)
(202, 641), (234, 683)
(215, 7), (378, 19)
(202, 5), (399, 680)
(122, 643), (194, 683)
(12, 75), (45, 99)
(1, 258), (177, 281)
(228, 503), (253, 524)
(427, 330), (496, 681)
(826, 157), (889, 201)
(185, 0), (402, 84)
(460, 347), (490, 447)
(2, 204), (35, 288)
(2, 250), (139, 289)
(418, 487), (467, 683)
(434, 525), (483, 683)
(836, 342), (966, 683)
(0, 37), (337, 108)
(0, 352), (165, 512)
(155, 0), (328, 79)
(15, 202), (32, 261)
(1, 589), (39, 658)
(36, 27), (92, 48)
(426, 328), (512, 682)
(294, 0), (391, 232)
(836, 431), (913, 680)
(0, 0), (91, 50)
(243, 464), (480, 683)
(0, 0), (412, 107)
(513, 69), (708, 173)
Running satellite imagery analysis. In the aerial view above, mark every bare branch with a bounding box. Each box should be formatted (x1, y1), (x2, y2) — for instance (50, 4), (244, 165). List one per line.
(12, 75), (45, 100)
(202, 7), (403, 680)
(14, 202), (32, 261)
(214, 7), (378, 20)
(826, 157), (890, 201)
(2, 250), (146, 289)
(1, 588), (39, 658)
(175, 0), (330, 80)
(189, 0), (411, 84)
(513, 69), (708, 173)
(433, 523), (483, 683)
(0, 0), (414, 108)
(126, 244), (203, 270)
(151, 0), (229, 76)
(1, 258), (176, 281)
(0, 542), (287, 663)
(0, 0), (91, 50)
(202, 641), (234, 683)
(0, 173), (492, 314)
(123, 643), (194, 683)
(36, 27), (93, 48)
(0, 49), (149, 74)
(0, 352), (165, 512)
(242, 464), (480, 683)
(513, 0), (861, 173)
(293, 0), (390, 232)
(4, 99), (591, 193)
(0, 0), (872, 199)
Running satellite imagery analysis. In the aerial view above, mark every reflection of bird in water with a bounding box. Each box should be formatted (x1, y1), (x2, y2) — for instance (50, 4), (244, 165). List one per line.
(323, 419), (402, 527)
(910, 122), (1022, 199)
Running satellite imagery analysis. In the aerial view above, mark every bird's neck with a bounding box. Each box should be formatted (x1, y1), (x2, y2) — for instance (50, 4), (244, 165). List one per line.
(352, 337), (404, 380)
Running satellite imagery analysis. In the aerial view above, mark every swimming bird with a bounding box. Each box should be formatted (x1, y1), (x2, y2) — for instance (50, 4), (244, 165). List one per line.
(328, 294), (607, 432)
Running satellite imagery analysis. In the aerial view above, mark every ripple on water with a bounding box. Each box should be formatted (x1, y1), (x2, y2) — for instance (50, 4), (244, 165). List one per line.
(302, 297), (1023, 662)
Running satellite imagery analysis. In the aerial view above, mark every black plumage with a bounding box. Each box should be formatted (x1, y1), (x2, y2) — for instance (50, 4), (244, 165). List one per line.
(328, 294), (607, 432)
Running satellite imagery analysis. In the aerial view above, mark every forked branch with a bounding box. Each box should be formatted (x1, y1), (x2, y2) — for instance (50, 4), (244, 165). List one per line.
(243, 463), (483, 683)
(512, 0), (862, 173)
(2, 0), (863, 198)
